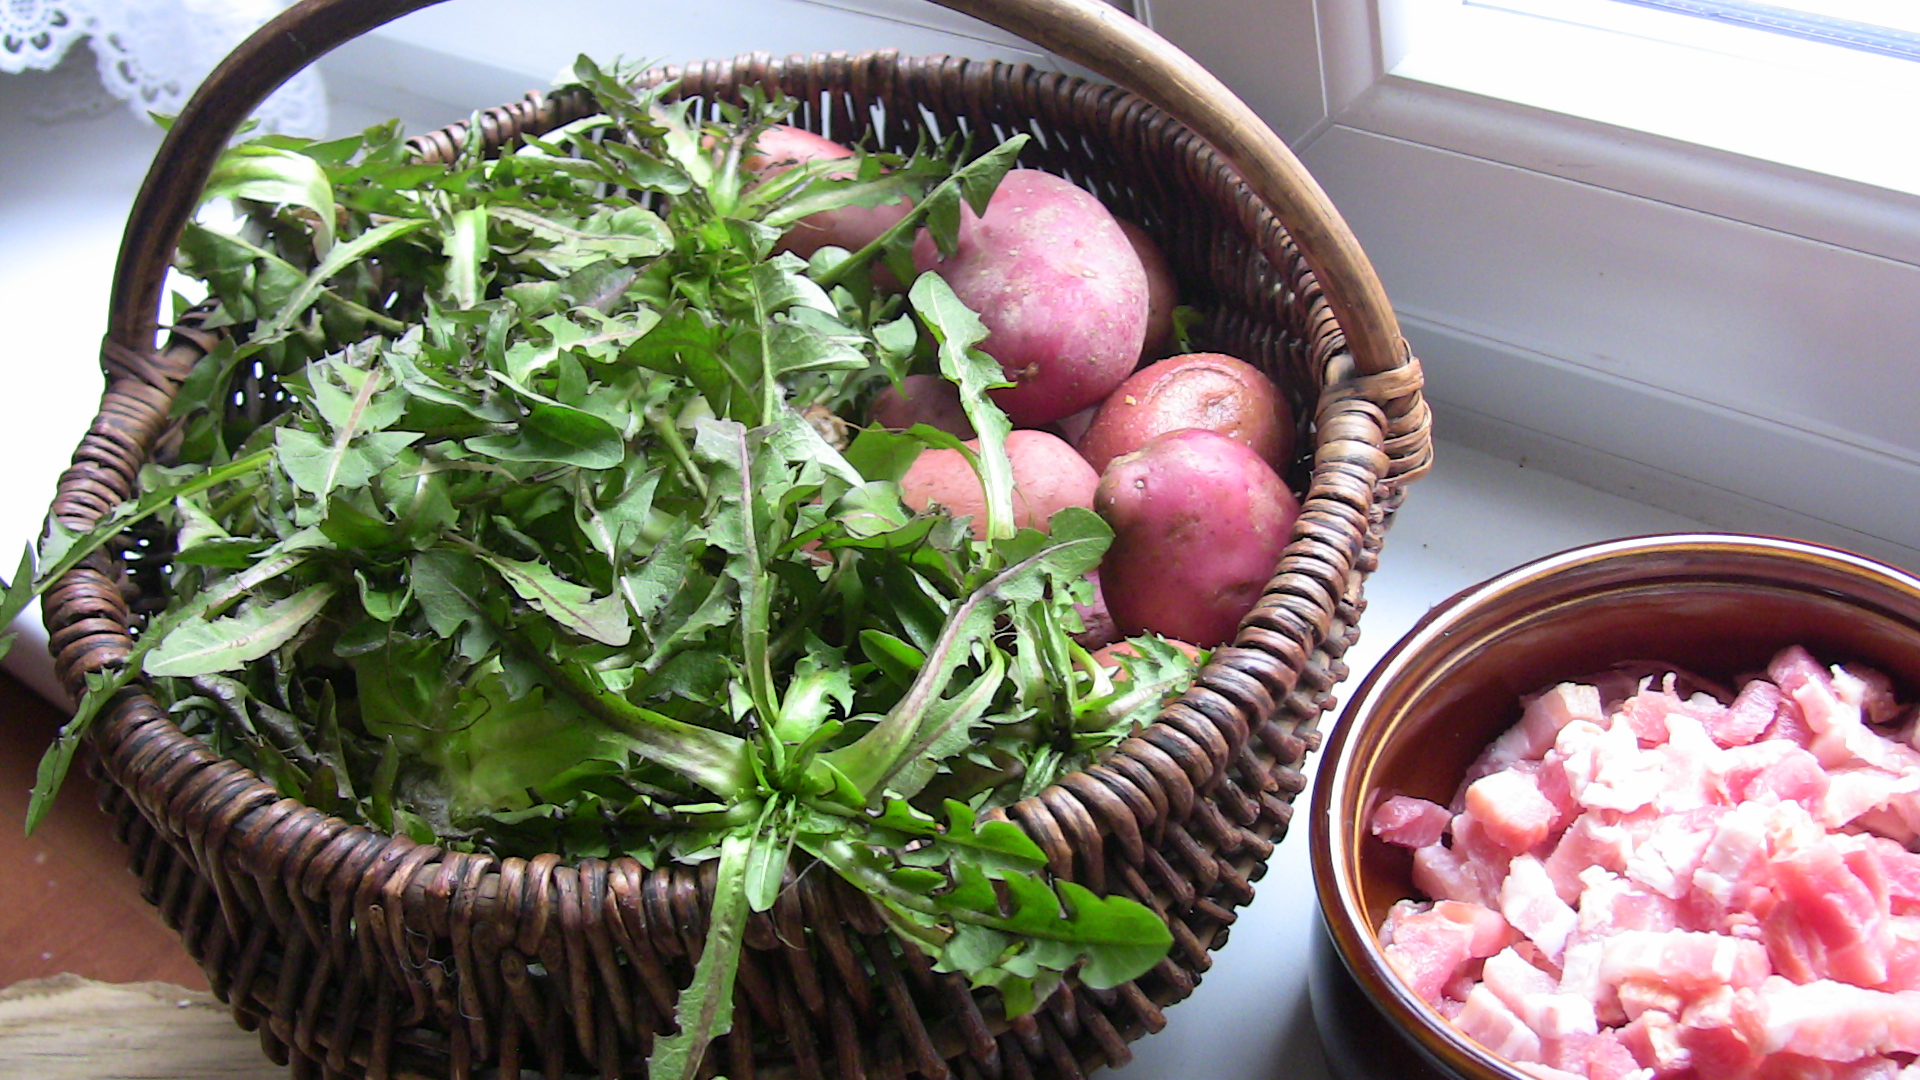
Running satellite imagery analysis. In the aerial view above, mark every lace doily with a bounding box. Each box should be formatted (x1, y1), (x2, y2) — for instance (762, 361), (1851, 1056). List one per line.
(2, 0), (328, 135)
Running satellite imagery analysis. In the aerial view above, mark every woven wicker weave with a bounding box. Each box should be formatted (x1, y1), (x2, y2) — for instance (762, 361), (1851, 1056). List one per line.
(45, 1), (1433, 1077)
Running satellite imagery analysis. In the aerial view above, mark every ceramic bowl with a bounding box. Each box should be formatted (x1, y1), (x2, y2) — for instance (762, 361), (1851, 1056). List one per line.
(1306, 533), (1920, 1080)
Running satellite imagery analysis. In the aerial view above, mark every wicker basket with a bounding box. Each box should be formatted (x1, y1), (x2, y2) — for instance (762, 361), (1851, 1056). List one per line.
(46, 1), (1433, 1077)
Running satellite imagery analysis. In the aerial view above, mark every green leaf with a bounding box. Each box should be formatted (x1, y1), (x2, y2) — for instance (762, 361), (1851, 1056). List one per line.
(478, 551), (632, 647)
(911, 273), (1016, 541)
(465, 402), (625, 469)
(490, 205), (670, 266)
(255, 217), (431, 340)
(144, 582), (337, 677)
(203, 143), (337, 254)
(444, 206), (488, 308)
(1055, 881), (1175, 989)
(649, 829), (754, 1080)
(275, 426), (422, 500)
(27, 449), (274, 609)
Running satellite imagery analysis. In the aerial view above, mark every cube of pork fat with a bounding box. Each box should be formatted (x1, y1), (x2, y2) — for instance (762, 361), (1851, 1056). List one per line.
(1501, 855), (1578, 962)
(1370, 794), (1453, 849)
(1467, 683), (1605, 785)
(1455, 983), (1544, 1064)
(1381, 900), (1514, 1005)
(1755, 977), (1920, 1060)
(1768, 644), (1916, 771)
(1769, 839), (1895, 988)
(1596, 930), (1771, 998)
(1481, 946), (1600, 1047)
(1465, 768), (1562, 853)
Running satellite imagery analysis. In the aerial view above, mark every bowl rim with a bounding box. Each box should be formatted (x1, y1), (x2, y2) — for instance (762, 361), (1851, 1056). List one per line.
(1307, 530), (1920, 1079)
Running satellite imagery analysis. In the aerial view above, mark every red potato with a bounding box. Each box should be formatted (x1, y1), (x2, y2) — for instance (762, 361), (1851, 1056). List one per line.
(1072, 569), (1121, 650)
(899, 429), (1098, 539)
(1052, 403), (1099, 447)
(743, 126), (914, 267)
(1095, 428), (1300, 648)
(869, 374), (976, 440)
(912, 170), (1148, 428)
(1076, 353), (1295, 476)
(1116, 219), (1178, 360)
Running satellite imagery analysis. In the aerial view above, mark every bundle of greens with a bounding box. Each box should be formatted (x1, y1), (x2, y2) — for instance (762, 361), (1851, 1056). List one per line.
(6, 59), (1203, 1076)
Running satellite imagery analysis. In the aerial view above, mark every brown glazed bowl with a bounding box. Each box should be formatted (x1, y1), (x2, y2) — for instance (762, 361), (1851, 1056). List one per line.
(1306, 533), (1920, 1080)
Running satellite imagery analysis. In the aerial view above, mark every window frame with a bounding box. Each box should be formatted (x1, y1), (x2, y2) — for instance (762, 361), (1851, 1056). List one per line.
(1140, 0), (1920, 565)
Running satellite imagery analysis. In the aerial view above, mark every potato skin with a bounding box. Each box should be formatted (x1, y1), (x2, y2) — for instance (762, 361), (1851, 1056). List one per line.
(912, 170), (1147, 428)
(1072, 569), (1121, 650)
(1076, 353), (1294, 476)
(1095, 428), (1299, 648)
(869, 374), (976, 440)
(1116, 219), (1178, 361)
(745, 126), (913, 266)
(899, 429), (1098, 538)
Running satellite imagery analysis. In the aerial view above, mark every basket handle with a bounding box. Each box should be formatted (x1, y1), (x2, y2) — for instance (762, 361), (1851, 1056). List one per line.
(107, 0), (1410, 381)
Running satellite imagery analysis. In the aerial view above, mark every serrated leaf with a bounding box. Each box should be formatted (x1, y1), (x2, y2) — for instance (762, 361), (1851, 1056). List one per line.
(911, 272), (1015, 541)
(648, 828), (753, 1080)
(144, 582), (336, 677)
(255, 217), (431, 340)
(479, 551), (631, 647)
(275, 426), (422, 500)
(1054, 881), (1174, 989)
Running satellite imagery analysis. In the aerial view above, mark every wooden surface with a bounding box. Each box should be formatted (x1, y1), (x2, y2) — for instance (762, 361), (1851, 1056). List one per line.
(0, 975), (281, 1079)
(0, 669), (207, 989)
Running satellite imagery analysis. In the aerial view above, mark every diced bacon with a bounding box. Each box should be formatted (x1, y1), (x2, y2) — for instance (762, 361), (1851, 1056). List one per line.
(1714, 738), (1830, 807)
(1690, 802), (1775, 928)
(1771, 840), (1893, 988)
(1618, 1008), (1690, 1074)
(1469, 767), (1564, 854)
(1600, 929), (1773, 998)
(1653, 714), (1723, 814)
(1818, 766), (1920, 830)
(1384, 902), (1477, 1004)
(1472, 682), (1608, 782)
(1506, 854), (1581, 961)
(1414, 840), (1499, 908)
(1617, 978), (1688, 1023)
(1619, 690), (1676, 745)
(1562, 935), (1627, 1027)
(1835, 663), (1903, 728)
(1677, 985), (1767, 1080)
(1580, 868), (1682, 936)
(1375, 650), (1920, 1080)
(1457, 982), (1546, 1064)
(1371, 794), (1453, 849)
(1581, 715), (1672, 813)
(1854, 805), (1920, 849)
(1714, 679), (1786, 748)
(1583, 1029), (1648, 1080)
(1625, 807), (1723, 901)
(1880, 917), (1920, 992)
(1754, 977), (1920, 1060)
(1485, 946), (1601, 1051)
(1861, 837), (1920, 913)
(1771, 647), (1901, 774)
(1383, 900), (1513, 1004)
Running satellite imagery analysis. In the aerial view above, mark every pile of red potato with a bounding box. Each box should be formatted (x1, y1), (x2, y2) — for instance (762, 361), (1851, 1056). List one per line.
(756, 127), (1303, 654)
